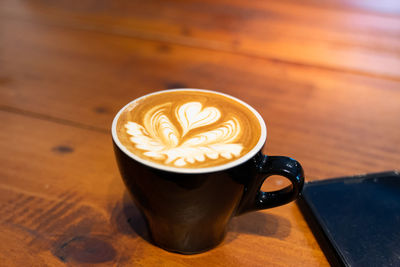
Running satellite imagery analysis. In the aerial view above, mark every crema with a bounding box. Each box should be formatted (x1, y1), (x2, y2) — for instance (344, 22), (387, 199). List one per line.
(115, 89), (263, 169)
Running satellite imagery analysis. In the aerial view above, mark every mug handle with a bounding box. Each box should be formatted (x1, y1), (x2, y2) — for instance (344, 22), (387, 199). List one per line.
(235, 155), (305, 215)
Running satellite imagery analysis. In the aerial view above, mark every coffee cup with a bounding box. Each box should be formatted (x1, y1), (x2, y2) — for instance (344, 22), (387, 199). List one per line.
(111, 89), (304, 254)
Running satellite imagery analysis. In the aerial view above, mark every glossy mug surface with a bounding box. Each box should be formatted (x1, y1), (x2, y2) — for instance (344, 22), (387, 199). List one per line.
(112, 89), (304, 254)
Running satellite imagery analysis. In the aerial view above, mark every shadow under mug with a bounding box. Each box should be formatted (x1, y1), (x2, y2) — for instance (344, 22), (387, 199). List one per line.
(112, 90), (305, 254)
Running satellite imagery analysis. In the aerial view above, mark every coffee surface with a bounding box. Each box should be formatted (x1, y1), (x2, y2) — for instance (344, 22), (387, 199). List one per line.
(116, 90), (262, 169)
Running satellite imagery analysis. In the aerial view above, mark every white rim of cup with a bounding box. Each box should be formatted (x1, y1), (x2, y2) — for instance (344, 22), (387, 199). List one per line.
(111, 89), (267, 174)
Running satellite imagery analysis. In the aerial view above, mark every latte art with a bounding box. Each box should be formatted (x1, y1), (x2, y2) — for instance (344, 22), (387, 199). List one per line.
(125, 102), (243, 167)
(177, 102), (221, 135)
(114, 89), (263, 169)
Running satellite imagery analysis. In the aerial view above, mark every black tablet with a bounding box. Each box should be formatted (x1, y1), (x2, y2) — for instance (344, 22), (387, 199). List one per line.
(298, 171), (400, 267)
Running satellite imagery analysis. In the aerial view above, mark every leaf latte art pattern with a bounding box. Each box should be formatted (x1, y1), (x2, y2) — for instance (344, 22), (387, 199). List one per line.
(125, 102), (243, 167)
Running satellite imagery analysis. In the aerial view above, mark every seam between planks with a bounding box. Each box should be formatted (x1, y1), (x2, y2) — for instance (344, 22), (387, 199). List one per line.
(0, 106), (109, 134)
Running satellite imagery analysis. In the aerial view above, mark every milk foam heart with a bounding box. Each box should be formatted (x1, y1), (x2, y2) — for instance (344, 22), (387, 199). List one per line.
(176, 102), (221, 135)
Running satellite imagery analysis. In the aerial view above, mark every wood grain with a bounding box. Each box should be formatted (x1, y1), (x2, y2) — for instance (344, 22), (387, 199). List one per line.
(1, 0), (400, 79)
(1, 0), (400, 265)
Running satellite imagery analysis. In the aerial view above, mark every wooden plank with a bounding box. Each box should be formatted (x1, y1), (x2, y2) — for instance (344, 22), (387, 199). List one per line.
(0, 111), (328, 266)
(1, 0), (400, 78)
(1, 17), (400, 180)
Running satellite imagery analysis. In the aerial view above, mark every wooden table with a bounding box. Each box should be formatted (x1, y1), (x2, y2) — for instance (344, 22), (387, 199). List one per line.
(1, 0), (399, 266)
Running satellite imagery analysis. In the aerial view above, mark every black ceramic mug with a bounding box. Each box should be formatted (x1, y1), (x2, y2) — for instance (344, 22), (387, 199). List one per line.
(111, 89), (304, 254)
